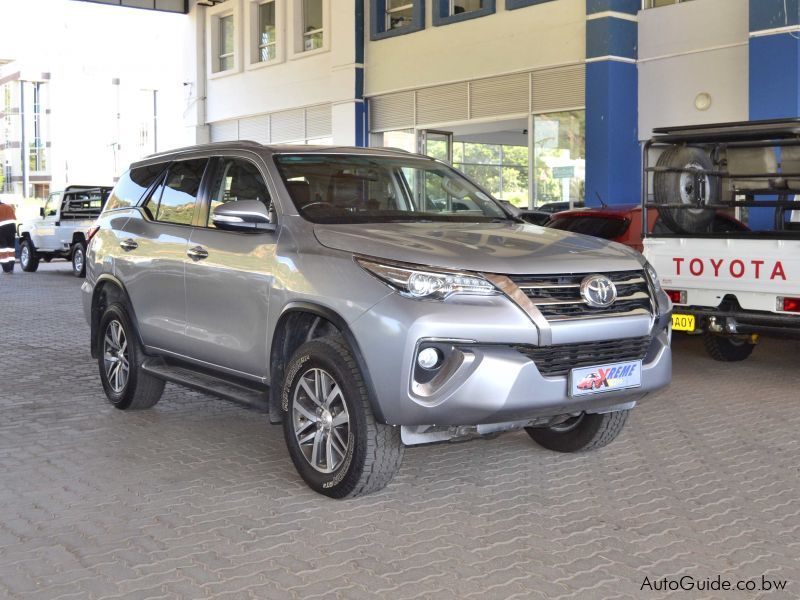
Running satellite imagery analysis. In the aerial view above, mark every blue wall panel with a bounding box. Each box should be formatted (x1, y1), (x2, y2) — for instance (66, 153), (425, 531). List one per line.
(585, 60), (640, 206)
(586, 17), (637, 59)
(749, 0), (800, 32)
(586, 0), (639, 15)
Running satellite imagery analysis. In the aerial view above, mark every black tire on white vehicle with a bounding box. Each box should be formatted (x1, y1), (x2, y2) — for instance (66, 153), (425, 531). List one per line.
(281, 335), (404, 499)
(72, 242), (86, 277)
(654, 146), (718, 233)
(19, 239), (40, 272)
(702, 332), (756, 362)
(525, 410), (629, 453)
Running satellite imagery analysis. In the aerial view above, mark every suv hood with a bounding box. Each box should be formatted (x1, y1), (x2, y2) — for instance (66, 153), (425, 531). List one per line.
(313, 222), (641, 275)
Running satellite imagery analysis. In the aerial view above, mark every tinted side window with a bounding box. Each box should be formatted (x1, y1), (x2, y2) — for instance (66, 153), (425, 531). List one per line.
(207, 158), (271, 228)
(147, 159), (207, 226)
(105, 163), (166, 211)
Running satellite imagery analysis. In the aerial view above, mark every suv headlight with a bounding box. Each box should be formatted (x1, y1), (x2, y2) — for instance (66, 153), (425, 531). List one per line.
(356, 258), (498, 301)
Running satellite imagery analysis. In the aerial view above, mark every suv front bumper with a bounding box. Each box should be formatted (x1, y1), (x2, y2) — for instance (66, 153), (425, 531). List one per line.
(351, 293), (672, 426)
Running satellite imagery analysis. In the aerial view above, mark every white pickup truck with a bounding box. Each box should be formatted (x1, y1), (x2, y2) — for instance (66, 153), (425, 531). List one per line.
(642, 119), (800, 361)
(18, 185), (111, 277)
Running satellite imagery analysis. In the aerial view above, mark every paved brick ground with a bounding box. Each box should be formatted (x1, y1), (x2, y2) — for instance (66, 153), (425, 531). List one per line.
(0, 262), (798, 599)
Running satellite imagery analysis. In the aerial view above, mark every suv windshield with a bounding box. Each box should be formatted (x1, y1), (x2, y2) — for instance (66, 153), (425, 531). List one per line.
(274, 154), (508, 224)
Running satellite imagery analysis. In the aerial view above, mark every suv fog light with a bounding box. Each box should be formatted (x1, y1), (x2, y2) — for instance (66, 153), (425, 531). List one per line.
(417, 347), (442, 370)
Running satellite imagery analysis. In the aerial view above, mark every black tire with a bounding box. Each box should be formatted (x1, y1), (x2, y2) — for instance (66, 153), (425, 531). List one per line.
(702, 332), (755, 362)
(19, 239), (40, 272)
(654, 146), (717, 233)
(71, 242), (86, 277)
(97, 303), (164, 410)
(281, 335), (404, 498)
(525, 410), (629, 453)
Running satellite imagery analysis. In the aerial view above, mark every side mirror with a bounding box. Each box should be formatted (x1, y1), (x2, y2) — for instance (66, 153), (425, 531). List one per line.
(39, 207), (45, 217)
(211, 200), (276, 232)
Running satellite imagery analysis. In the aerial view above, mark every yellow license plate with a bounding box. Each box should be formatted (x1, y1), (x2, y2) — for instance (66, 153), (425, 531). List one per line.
(672, 313), (696, 332)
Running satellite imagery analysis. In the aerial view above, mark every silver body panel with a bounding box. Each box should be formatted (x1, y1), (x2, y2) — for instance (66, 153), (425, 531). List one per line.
(83, 142), (672, 428)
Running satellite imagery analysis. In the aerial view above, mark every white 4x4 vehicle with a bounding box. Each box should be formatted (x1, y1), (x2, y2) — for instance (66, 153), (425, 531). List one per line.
(18, 185), (110, 277)
(642, 119), (800, 361)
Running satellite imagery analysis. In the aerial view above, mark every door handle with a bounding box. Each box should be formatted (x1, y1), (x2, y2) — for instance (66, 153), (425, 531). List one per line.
(187, 245), (209, 260)
(119, 238), (138, 251)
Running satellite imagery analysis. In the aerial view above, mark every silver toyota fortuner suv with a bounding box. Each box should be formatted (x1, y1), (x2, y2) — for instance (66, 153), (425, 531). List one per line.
(83, 143), (672, 498)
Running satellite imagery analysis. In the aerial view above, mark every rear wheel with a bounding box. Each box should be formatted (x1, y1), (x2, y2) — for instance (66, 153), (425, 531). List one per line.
(98, 303), (164, 410)
(702, 332), (755, 362)
(281, 336), (404, 498)
(19, 239), (39, 272)
(71, 242), (86, 277)
(525, 410), (629, 453)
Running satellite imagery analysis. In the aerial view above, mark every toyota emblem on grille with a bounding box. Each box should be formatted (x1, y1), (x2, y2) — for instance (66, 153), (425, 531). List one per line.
(580, 275), (617, 308)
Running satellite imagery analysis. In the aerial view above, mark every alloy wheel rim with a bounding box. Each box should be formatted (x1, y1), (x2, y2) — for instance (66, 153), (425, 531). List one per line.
(679, 160), (711, 215)
(292, 368), (350, 474)
(74, 248), (83, 272)
(103, 320), (130, 393)
(21, 246), (29, 266)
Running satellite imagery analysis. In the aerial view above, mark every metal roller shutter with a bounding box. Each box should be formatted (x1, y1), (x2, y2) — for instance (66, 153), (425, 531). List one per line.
(271, 108), (306, 143)
(415, 82), (469, 125)
(306, 104), (332, 139)
(209, 120), (238, 142)
(238, 114), (270, 144)
(531, 64), (585, 113)
(469, 73), (530, 119)
(370, 91), (415, 132)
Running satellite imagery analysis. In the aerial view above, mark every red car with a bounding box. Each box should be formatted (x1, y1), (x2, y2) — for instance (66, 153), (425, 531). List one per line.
(577, 372), (605, 390)
(546, 204), (748, 252)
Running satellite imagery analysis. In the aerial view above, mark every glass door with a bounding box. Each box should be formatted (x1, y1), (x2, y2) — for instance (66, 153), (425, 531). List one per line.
(418, 130), (453, 163)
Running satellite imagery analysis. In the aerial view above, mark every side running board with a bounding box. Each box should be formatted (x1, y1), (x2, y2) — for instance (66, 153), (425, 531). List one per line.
(141, 358), (269, 412)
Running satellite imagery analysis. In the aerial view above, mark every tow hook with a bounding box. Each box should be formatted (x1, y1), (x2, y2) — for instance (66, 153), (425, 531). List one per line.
(707, 316), (723, 333)
(749, 334), (760, 345)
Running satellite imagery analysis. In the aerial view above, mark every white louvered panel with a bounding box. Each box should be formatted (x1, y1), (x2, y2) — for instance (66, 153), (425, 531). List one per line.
(531, 64), (586, 113)
(415, 82), (469, 126)
(369, 91), (415, 132)
(237, 114), (270, 144)
(305, 104), (333, 139)
(209, 120), (238, 142)
(270, 108), (306, 143)
(469, 73), (530, 119)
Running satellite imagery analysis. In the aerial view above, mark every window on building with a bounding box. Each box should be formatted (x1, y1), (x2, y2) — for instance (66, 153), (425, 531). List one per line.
(219, 14), (235, 71)
(302, 0), (324, 51)
(258, 1), (277, 62)
(433, 0), (495, 26)
(645, 0), (693, 7)
(533, 110), (585, 207)
(452, 142), (529, 206)
(371, 0), (423, 40)
(386, 0), (413, 30)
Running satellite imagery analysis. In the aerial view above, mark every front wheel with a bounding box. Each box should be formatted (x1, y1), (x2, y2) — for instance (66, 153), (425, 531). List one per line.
(71, 242), (86, 277)
(525, 410), (629, 453)
(97, 303), (164, 410)
(281, 336), (404, 498)
(19, 239), (39, 272)
(703, 332), (755, 362)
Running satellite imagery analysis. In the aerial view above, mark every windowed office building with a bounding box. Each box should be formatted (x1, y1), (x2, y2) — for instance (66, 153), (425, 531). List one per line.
(187, 0), (781, 209)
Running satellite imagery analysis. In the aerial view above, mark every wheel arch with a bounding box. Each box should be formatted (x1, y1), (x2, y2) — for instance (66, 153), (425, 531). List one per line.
(90, 275), (144, 359)
(269, 301), (386, 425)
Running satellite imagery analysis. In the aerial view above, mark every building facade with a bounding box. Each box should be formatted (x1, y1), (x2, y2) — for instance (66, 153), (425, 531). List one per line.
(185, 0), (799, 209)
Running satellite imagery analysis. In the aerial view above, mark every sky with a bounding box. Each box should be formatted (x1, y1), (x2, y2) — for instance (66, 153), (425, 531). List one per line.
(0, 0), (191, 188)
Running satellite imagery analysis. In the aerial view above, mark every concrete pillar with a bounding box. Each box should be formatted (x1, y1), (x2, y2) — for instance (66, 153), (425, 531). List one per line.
(585, 0), (640, 207)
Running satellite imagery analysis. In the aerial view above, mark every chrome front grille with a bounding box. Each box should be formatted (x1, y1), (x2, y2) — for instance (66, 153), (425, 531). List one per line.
(508, 270), (652, 322)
